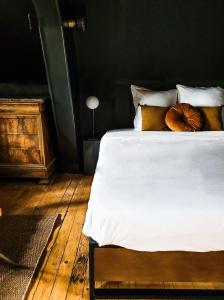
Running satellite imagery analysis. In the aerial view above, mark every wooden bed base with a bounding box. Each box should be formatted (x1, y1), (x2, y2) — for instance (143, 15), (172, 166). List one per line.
(89, 239), (224, 299)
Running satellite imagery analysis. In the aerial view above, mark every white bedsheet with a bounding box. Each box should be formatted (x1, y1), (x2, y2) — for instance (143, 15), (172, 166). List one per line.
(83, 130), (224, 252)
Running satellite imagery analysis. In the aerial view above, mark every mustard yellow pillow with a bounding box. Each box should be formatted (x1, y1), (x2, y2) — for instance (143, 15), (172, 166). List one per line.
(199, 107), (223, 131)
(141, 106), (168, 131)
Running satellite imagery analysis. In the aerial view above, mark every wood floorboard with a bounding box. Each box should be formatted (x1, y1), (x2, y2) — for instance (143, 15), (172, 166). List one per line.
(65, 233), (88, 300)
(0, 173), (224, 300)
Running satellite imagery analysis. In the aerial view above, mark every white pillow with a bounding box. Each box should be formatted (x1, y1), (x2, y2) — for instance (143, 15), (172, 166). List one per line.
(133, 106), (142, 130)
(131, 85), (177, 109)
(131, 85), (177, 130)
(176, 84), (224, 106)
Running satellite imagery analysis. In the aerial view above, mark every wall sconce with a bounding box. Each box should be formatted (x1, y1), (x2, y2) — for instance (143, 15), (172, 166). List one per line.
(86, 96), (100, 138)
(63, 16), (86, 32)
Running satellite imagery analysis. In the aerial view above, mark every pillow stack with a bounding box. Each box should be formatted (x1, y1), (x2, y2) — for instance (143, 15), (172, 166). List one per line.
(131, 84), (224, 132)
(176, 85), (224, 131)
(131, 85), (177, 131)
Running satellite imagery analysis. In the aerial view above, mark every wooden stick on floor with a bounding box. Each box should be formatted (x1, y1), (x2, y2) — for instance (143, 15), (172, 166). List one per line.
(0, 253), (18, 266)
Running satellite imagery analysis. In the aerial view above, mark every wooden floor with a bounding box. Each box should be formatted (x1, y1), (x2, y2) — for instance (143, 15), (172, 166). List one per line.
(0, 174), (92, 300)
(0, 173), (223, 300)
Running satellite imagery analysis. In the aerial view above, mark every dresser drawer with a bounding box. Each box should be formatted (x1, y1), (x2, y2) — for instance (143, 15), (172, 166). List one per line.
(0, 134), (39, 149)
(0, 117), (38, 134)
(0, 149), (41, 164)
(0, 98), (56, 178)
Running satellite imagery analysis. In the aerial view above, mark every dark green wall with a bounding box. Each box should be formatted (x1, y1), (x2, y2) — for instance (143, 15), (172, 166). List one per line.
(1, 0), (224, 137)
(75, 0), (224, 137)
(0, 0), (46, 84)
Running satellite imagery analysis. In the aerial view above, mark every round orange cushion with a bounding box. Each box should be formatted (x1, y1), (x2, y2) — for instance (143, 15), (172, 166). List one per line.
(165, 103), (203, 132)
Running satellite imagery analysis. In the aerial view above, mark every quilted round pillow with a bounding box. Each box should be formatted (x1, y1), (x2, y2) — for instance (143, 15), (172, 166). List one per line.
(165, 103), (203, 132)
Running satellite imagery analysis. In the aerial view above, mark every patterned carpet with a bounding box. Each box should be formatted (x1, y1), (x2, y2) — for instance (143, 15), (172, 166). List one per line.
(0, 215), (58, 300)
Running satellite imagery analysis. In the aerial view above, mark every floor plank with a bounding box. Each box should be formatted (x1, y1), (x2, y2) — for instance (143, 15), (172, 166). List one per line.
(49, 178), (90, 300)
(27, 223), (61, 300)
(65, 228), (89, 300)
(32, 214), (75, 300)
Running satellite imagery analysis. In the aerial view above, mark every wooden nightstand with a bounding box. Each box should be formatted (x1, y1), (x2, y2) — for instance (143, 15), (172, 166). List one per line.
(0, 98), (57, 179)
(83, 139), (100, 174)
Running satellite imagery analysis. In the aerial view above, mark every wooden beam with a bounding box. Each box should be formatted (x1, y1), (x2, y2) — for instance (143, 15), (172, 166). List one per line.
(33, 0), (81, 172)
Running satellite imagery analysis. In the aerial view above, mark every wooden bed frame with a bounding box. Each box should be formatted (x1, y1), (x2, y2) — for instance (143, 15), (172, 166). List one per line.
(89, 239), (224, 299)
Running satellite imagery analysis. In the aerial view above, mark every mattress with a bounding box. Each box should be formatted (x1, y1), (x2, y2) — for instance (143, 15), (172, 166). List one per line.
(83, 129), (224, 252)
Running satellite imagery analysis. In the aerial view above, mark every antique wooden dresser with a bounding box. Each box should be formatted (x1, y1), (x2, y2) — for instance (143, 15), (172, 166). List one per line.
(0, 98), (56, 179)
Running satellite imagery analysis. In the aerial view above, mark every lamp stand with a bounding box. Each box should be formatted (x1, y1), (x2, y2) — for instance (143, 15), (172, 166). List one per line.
(92, 109), (95, 138)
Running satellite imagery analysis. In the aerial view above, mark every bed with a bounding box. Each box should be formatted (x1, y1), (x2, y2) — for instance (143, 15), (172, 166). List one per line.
(83, 129), (224, 299)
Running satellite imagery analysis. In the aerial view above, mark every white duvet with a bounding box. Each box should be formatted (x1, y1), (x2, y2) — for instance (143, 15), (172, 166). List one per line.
(83, 130), (224, 252)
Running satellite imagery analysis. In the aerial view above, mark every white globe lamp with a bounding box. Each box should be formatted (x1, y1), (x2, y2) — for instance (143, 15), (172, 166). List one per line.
(86, 96), (100, 137)
(86, 96), (99, 110)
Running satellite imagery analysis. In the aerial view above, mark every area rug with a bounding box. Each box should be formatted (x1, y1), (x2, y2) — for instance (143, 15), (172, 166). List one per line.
(0, 215), (58, 300)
